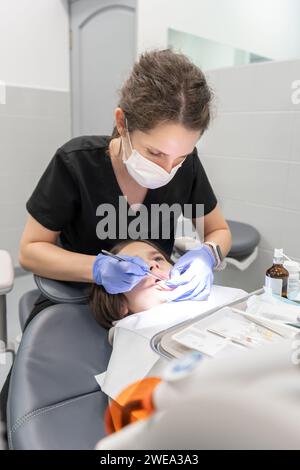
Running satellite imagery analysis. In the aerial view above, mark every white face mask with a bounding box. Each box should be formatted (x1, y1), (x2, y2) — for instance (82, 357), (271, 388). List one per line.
(122, 123), (185, 189)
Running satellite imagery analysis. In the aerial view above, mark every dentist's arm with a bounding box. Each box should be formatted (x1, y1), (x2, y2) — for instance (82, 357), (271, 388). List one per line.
(19, 215), (149, 290)
(195, 204), (232, 258)
(165, 205), (232, 301)
(19, 215), (96, 282)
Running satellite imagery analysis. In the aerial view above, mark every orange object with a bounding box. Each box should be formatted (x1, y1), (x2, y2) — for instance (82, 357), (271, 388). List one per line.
(104, 377), (162, 434)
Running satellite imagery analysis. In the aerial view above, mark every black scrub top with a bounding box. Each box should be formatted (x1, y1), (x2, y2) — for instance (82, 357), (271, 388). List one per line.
(26, 135), (217, 257)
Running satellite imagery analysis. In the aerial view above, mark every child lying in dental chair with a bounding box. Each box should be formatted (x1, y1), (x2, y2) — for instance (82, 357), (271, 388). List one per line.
(90, 240), (247, 401)
(89, 240), (175, 329)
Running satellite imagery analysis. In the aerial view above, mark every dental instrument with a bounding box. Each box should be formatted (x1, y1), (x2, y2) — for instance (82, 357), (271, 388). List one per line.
(101, 249), (166, 282)
(206, 328), (254, 348)
(231, 307), (288, 337)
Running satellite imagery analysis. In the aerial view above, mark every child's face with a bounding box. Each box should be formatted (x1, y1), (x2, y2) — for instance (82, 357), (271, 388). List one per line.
(117, 242), (173, 314)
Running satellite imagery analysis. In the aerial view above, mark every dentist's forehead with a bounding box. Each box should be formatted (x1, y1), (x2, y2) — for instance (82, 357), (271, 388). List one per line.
(140, 123), (201, 156)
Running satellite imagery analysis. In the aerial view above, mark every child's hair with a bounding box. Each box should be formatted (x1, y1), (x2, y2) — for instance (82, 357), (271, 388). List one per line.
(89, 240), (173, 329)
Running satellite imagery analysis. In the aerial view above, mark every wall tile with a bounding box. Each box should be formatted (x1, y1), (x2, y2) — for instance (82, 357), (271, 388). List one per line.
(214, 247), (273, 292)
(198, 112), (294, 161)
(0, 85), (70, 118)
(290, 112), (300, 162)
(0, 202), (27, 230)
(0, 114), (70, 174)
(281, 209), (300, 260)
(213, 59), (300, 113)
(284, 162), (300, 211)
(0, 86), (71, 265)
(220, 197), (285, 252)
(201, 155), (289, 208)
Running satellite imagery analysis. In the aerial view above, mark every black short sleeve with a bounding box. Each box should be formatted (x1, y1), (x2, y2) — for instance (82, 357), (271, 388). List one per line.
(26, 149), (80, 231)
(187, 148), (218, 218)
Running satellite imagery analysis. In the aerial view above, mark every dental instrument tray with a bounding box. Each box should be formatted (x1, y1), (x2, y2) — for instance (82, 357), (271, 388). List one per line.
(150, 288), (298, 360)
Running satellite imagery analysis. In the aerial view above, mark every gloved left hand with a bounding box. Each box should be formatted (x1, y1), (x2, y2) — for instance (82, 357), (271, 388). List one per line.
(164, 245), (215, 302)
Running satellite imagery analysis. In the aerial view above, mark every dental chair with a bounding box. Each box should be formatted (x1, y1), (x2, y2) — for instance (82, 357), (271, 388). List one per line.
(6, 274), (112, 450)
(3, 219), (260, 449)
(175, 219), (260, 268)
(174, 219), (261, 292)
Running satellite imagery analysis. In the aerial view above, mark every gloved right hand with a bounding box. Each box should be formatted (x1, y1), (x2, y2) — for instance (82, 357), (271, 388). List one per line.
(92, 253), (149, 294)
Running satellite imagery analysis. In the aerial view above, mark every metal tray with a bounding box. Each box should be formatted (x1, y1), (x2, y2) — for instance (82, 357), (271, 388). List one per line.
(150, 287), (265, 360)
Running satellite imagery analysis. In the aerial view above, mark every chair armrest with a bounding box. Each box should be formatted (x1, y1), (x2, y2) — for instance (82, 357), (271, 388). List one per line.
(34, 274), (91, 304)
(0, 250), (14, 295)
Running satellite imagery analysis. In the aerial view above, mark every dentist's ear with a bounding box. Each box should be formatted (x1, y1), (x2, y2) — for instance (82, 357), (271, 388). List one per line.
(114, 107), (127, 137)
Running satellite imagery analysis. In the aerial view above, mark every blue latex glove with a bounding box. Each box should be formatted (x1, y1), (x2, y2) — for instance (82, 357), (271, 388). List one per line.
(164, 245), (215, 302)
(93, 254), (149, 294)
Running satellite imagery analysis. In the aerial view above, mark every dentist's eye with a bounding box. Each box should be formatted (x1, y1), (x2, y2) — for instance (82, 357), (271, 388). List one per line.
(147, 149), (161, 157)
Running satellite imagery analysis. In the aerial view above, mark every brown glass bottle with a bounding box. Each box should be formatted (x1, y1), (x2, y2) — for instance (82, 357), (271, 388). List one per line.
(265, 249), (289, 298)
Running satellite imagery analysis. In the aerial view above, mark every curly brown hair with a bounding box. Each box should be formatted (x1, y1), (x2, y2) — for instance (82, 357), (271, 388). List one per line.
(89, 240), (174, 329)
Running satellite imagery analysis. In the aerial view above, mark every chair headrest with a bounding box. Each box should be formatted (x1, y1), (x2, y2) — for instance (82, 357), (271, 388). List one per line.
(34, 275), (92, 304)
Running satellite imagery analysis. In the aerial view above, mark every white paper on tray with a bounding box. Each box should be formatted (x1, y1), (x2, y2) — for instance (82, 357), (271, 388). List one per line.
(94, 285), (247, 401)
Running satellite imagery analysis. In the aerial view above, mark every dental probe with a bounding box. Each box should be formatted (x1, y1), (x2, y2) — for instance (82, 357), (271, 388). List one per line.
(101, 249), (166, 282)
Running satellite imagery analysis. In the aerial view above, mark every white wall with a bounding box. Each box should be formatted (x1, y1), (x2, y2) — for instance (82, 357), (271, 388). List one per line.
(0, 0), (70, 90)
(0, 0), (71, 267)
(199, 59), (300, 291)
(137, 0), (300, 292)
(137, 0), (300, 62)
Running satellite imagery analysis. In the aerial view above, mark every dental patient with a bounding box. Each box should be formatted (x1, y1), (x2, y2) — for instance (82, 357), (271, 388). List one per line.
(89, 240), (174, 329)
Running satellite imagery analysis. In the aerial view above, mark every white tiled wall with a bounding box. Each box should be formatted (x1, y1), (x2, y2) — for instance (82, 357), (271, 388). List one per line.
(198, 59), (300, 292)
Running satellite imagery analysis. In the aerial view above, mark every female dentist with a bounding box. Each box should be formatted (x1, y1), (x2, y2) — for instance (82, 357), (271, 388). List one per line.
(20, 48), (232, 315)
(0, 49), (232, 428)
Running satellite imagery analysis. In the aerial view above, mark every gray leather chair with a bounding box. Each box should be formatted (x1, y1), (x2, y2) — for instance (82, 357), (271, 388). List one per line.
(174, 219), (260, 263)
(7, 276), (112, 450)
(226, 220), (260, 260)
